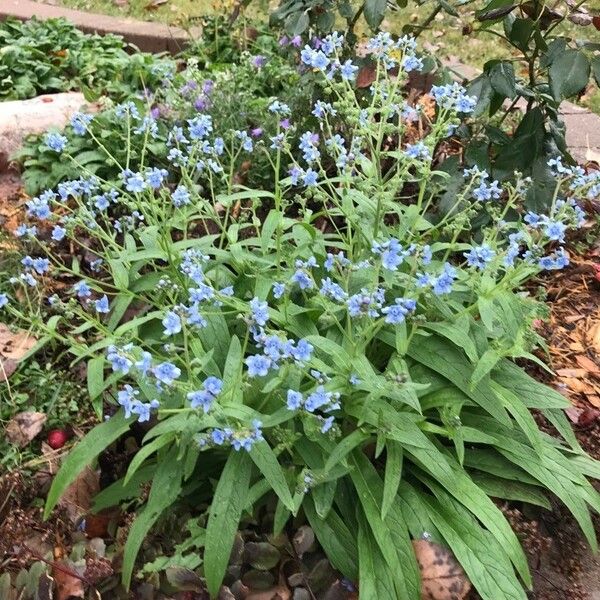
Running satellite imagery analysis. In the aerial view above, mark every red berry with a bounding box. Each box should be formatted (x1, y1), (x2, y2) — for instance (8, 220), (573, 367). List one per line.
(47, 429), (68, 449)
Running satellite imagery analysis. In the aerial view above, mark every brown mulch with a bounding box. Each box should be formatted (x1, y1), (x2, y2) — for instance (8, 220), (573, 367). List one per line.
(532, 248), (600, 440)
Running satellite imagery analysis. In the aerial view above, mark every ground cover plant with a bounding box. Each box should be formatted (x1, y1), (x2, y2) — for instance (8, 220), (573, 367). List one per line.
(4, 28), (600, 598)
(15, 21), (300, 196)
(0, 17), (170, 101)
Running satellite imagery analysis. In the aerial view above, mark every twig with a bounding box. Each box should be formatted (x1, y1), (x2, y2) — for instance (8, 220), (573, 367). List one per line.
(21, 543), (93, 586)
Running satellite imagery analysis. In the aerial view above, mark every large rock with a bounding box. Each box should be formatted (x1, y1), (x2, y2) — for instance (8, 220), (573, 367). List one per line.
(0, 92), (98, 171)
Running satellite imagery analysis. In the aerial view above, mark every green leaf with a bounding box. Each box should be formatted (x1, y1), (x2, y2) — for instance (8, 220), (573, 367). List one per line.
(507, 17), (533, 52)
(122, 446), (183, 589)
(249, 441), (294, 511)
(489, 61), (517, 99)
(93, 465), (155, 512)
(408, 334), (511, 425)
(470, 472), (550, 509)
(357, 506), (398, 600)
(285, 10), (309, 35)
(422, 319), (478, 363)
(490, 381), (542, 452)
(124, 433), (176, 485)
(222, 336), (242, 401)
(364, 0), (387, 29)
(471, 348), (501, 388)
(323, 429), (369, 473)
(45, 412), (131, 518)
(87, 355), (104, 399)
(422, 491), (528, 600)
(550, 50), (590, 100)
(261, 209), (281, 254)
(304, 497), (358, 579)
(592, 56), (600, 88)
(205, 452), (252, 598)
(350, 452), (420, 600)
(467, 74), (494, 117)
(381, 440), (403, 520)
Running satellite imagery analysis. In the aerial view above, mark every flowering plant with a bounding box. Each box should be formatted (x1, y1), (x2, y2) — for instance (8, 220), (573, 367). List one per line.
(6, 31), (600, 599)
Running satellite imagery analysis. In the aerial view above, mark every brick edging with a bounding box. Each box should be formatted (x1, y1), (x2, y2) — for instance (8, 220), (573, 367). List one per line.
(0, 0), (201, 53)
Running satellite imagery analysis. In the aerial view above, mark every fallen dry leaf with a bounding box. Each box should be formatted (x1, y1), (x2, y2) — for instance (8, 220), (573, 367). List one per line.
(576, 355), (600, 375)
(356, 63), (377, 89)
(53, 561), (84, 600)
(0, 356), (17, 381)
(556, 368), (587, 378)
(413, 539), (470, 600)
(0, 323), (38, 360)
(5, 411), (47, 447)
(58, 466), (100, 524)
(566, 406), (600, 427)
(588, 322), (600, 354)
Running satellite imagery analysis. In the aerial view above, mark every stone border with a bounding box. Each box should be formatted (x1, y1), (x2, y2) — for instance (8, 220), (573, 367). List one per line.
(0, 0), (200, 53)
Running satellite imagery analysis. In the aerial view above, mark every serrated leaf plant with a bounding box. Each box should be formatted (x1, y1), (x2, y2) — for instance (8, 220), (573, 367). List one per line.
(5, 30), (600, 599)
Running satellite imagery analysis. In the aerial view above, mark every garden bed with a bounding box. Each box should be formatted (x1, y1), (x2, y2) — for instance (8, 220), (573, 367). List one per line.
(2, 12), (600, 600)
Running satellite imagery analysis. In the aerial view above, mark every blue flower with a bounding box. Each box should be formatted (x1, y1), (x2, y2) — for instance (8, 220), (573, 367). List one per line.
(321, 416), (335, 433)
(246, 354), (271, 377)
(340, 60), (358, 80)
(303, 168), (318, 187)
(26, 196), (52, 220)
(188, 114), (213, 139)
(312, 101), (336, 119)
(404, 142), (430, 160)
(250, 297), (269, 326)
(45, 132), (67, 153)
(172, 185), (191, 207)
(402, 55), (423, 72)
(211, 429), (229, 445)
(291, 269), (313, 290)
(292, 339), (313, 363)
(146, 167), (168, 189)
(70, 112), (93, 135)
(544, 220), (567, 242)
(235, 130), (253, 152)
(0, 293), (8, 309)
(464, 244), (496, 269)
(73, 280), (92, 298)
(107, 345), (133, 374)
(153, 362), (181, 385)
(118, 384), (139, 418)
(95, 295), (110, 313)
(287, 390), (303, 410)
(305, 386), (339, 412)
(472, 180), (502, 202)
(163, 310), (182, 335)
(15, 224), (37, 238)
(122, 171), (147, 193)
(319, 277), (346, 301)
(272, 282), (286, 299)
(132, 400), (160, 423)
(188, 376), (222, 413)
(382, 298), (417, 324)
(268, 100), (291, 116)
(347, 288), (384, 318)
(432, 263), (457, 295)
(32, 258), (50, 275)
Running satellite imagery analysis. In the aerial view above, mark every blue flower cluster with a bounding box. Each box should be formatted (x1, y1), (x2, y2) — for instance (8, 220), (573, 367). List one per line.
(287, 386), (340, 433)
(187, 376), (223, 413)
(201, 420), (263, 452)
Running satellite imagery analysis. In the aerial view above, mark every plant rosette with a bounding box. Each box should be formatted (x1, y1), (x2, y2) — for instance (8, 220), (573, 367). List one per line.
(4, 31), (600, 600)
